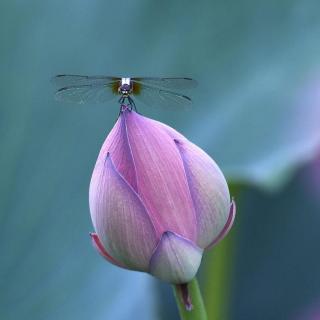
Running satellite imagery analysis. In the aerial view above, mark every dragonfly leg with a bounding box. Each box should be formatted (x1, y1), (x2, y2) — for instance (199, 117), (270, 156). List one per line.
(118, 95), (138, 113)
(118, 96), (125, 104)
(127, 96), (137, 112)
(118, 96), (126, 116)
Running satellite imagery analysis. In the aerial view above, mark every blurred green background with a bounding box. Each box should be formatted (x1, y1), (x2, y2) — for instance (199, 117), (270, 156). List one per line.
(1, 1), (320, 319)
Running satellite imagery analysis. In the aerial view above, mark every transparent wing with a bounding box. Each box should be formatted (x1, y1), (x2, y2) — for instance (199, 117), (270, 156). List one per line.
(54, 83), (118, 104)
(132, 77), (197, 91)
(132, 84), (192, 109)
(52, 74), (119, 87)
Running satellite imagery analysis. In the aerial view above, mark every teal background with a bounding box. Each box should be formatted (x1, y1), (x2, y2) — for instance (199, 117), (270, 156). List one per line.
(1, 1), (320, 319)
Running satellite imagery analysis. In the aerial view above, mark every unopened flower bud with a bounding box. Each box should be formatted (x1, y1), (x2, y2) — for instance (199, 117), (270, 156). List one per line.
(89, 107), (235, 284)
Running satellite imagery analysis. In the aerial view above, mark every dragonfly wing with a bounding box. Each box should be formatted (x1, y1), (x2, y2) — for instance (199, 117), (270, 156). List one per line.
(132, 77), (197, 91)
(133, 84), (192, 109)
(55, 83), (118, 104)
(52, 75), (119, 87)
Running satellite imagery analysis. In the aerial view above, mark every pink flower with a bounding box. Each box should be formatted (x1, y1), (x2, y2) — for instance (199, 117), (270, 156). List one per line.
(89, 107), (235, 284)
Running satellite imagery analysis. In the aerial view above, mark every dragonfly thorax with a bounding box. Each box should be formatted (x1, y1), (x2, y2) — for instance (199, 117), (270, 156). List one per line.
(119, 77), (133, 97)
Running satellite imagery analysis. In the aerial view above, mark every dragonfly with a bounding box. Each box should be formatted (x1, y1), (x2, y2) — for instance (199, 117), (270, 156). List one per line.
(52, 75), (197, 111)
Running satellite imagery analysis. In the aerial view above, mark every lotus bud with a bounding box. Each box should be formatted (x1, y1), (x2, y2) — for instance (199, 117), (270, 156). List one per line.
(89, 106), (235, 284)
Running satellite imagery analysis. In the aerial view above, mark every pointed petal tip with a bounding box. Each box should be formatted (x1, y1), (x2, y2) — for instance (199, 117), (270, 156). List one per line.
(206, 198), (236, 249)
(104, 151), (112, 165)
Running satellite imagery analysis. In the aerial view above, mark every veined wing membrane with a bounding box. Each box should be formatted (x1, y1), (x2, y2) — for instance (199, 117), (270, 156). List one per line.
(52, 74), (119, 87)
(133, 83), (192, 109)
(52, 75), (196, 106)
(132, 77), (197, 91)
(55, 83), (118, 104)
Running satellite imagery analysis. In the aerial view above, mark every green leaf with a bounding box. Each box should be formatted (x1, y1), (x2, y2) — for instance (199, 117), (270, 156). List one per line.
(2, 1), (320, 320)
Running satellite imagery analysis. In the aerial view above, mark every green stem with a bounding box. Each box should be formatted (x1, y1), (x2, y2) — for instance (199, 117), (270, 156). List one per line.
(202, 184), (241, 320)
(173, 277), (208, 320)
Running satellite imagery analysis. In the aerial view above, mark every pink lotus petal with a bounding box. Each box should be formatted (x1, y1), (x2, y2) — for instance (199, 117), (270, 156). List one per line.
(149, 231), (203, 284)
(90, 233), (127, 268)
(174, 138), (231, 248)
(122, 111), (197, 241)
(89, 154), (157, 271)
